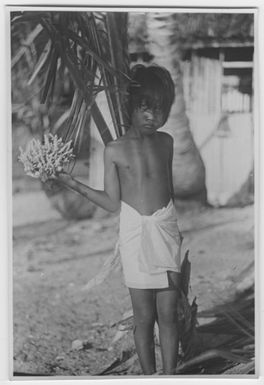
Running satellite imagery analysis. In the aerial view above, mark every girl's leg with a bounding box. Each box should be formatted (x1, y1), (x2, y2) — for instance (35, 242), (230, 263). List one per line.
(156, 271), (181, 375)
(129, 288), (156, 375)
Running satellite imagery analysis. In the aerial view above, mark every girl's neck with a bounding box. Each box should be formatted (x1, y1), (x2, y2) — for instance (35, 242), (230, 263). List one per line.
(127, 125), (156, 139)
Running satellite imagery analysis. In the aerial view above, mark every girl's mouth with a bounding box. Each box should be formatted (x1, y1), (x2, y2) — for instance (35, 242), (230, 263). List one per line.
(144, 123), (154, 129)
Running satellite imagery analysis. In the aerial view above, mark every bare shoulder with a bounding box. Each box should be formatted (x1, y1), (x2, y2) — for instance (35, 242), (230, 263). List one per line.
(157, 131), (174, 148)
(104, 137), (126, 161)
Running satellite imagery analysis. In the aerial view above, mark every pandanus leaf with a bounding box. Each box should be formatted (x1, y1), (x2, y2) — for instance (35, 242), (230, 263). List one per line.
(90, 19), (117, 132)
(72, 101), (91, 155)
(27, 39), (52, 85)
(63, 28), (120, 77)
(40, 45), (58, 104)
(53, 109), (71, 133)
(63, 89), (83, 140)
(12, 11), (130, 156)
(11, 23), (43, 68)
(91, 103), (113, 145)
(106, 12), (130, 129)
(180, 249), (191, 296)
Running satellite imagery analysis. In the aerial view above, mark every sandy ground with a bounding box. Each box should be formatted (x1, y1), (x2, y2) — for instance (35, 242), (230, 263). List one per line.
(12, 190), (254, 376)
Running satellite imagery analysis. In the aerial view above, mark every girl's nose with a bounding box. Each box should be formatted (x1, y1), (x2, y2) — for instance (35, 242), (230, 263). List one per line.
(144, 109), (154, 119)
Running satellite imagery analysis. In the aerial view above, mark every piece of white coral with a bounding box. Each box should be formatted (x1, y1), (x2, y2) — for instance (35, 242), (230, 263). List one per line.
(18, 134), (75, 182)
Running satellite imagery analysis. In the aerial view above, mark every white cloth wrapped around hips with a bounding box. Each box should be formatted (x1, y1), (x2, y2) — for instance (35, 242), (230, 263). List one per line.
(18, 134), (75, 182)
(119, 199), (182, 289)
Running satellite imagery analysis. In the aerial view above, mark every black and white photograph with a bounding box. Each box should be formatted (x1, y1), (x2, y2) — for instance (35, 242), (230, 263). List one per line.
(8, 5), (258, 379)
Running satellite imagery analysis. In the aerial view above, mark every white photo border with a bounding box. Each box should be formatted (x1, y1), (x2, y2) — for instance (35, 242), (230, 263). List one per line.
(1, 1), (263, 384)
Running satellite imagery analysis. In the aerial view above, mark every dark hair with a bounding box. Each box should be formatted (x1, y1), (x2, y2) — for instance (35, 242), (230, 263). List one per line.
(128, 64), (175, 125)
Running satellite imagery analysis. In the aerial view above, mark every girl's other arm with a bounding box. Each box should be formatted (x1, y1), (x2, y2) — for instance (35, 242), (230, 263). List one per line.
(57, 142), (120, 212)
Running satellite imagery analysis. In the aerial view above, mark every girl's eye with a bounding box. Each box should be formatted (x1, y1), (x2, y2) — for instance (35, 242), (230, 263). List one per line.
(140, 104), (148, 111)
(141, 106), (160, 113)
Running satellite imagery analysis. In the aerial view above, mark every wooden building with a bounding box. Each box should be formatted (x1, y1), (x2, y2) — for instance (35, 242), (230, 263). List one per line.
(181, 44), (254, 206)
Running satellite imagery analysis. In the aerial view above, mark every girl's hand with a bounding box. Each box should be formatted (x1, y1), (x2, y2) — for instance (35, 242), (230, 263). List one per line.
(56, 172), (73, 185)
(45, 172), (73, 190)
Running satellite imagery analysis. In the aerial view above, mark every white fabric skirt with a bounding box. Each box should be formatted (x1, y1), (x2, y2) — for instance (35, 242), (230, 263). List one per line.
(118, 199), (182, 289)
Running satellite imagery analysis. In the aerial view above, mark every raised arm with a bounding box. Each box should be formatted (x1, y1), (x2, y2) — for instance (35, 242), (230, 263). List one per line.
(56, 142), (121, 213)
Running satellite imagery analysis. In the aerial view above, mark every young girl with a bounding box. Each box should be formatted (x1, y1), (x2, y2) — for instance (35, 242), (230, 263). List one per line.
(57, 65), (182, 375)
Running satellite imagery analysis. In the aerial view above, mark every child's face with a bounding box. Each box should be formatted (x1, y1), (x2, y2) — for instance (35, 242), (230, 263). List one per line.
(131, 104), (164, 135)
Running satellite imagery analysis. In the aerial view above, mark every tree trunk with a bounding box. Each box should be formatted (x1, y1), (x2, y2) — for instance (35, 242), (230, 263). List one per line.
(226, 167), (254, 207)
(146, 12), (207, 206)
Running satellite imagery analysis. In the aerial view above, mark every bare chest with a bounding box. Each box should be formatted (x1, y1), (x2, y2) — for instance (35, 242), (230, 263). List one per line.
(116, 140), (169, 180)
